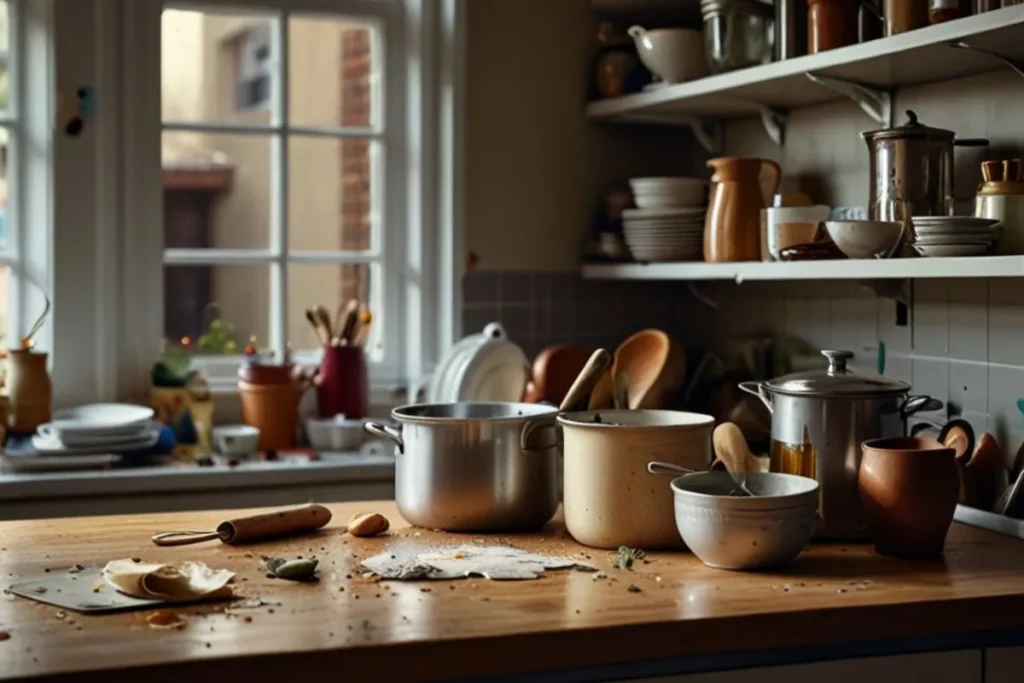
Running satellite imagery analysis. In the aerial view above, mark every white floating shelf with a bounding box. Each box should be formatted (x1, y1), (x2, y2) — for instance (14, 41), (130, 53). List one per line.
(582, 256), (1024, 282)
(587, 6), (1024, 123)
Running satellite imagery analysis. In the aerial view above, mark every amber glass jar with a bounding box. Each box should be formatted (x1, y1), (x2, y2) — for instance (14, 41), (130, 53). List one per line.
(929, 0), (965, 23)
(808, 0), (861, 53)
(884, 0), (928, 35)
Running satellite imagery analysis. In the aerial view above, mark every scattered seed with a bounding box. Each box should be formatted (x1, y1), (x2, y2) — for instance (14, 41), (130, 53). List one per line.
(837, 588), (847, 594)
(420, 587), (431, 593)
(131, 557), (141, 563)
(244, 616), (253, 623)
(0, 632), (9, 641)
(43, 568), (50, 573)
(627, 584), (642, 593)
(33, 587), (47, 594)
(338, 586), (345, 592)
(55, 611), (66, 620)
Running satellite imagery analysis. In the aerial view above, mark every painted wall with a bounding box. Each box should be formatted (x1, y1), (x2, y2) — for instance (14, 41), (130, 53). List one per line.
(464, 0), (704, 271)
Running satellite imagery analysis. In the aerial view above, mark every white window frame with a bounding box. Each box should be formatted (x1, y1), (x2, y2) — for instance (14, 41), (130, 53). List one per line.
(120, 0), (422, 395)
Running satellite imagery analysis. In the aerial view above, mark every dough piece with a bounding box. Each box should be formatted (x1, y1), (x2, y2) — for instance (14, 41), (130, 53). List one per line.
(102, 559), (234, 601)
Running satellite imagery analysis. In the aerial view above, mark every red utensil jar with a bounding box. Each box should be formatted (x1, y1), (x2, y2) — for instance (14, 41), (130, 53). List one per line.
(317, 345), (368, 419)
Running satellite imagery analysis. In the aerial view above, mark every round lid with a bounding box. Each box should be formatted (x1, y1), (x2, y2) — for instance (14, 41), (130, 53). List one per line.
(862, 110), (955, 144)
(764, 350), (910, 397)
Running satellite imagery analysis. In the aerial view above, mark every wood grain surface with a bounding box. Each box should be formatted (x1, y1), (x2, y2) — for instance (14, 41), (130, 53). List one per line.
(1, 502), (1024, 682)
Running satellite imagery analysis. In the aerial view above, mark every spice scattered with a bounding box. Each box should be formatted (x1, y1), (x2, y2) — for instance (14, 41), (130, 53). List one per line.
(0, 631), (9, 642)
(33, 587), (47, 595)
(592, 572), (608, 581)
(243, 616), (253, 623)
(69, 564), (85, 574)
(627, 584), (642, 593)
(420, 587), (431, 593)
(55, 610), (66, 620)
(616, 546), (646, 571)
(146, 610), (186, 630)
(131, 557), (142, 563)
(837, 588), (847, 594)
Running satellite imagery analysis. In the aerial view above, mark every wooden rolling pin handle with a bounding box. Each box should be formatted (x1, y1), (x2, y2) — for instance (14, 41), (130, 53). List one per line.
(217, 503), (333, 544)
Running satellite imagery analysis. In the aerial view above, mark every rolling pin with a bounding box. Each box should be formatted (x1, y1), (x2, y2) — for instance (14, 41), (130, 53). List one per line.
(151, 504), (333, 546)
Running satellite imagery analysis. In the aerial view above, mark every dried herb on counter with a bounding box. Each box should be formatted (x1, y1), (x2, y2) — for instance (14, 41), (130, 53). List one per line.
(263, 556), (319, 582)
(616, 546), (645, 571)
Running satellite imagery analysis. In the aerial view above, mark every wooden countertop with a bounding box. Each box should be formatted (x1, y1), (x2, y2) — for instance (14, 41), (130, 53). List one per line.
(3, 502), (1024, 682)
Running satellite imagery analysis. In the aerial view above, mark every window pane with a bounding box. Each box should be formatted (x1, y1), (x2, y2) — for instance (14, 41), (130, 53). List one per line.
(0, 126), (8, 250)
(288, 17), (376, 129)
(288, 136), (374, 252)
(163, 132), (270, 249)
(162, 9), (276, 124)
(287, 263), (373, 351)
(164, 264), (270, 355)
(0, 266), (8, 350)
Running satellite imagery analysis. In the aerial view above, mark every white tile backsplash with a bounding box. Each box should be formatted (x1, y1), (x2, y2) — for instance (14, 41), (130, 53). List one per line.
(715, 69), (1024, 462)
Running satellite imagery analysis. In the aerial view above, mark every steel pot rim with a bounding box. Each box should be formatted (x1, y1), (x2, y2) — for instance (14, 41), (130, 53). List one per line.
(557, 409), (714, 430)
(391, 401), (558, 426)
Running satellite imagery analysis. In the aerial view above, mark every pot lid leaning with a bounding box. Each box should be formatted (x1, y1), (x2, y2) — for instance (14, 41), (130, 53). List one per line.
(861, 109), (955, 143)
(763, 350), (910, 397)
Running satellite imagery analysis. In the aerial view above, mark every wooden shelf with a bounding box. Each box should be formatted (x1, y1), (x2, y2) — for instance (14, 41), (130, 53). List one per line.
(582, 256), (1024, 282)
(587, 6), (1024, 124)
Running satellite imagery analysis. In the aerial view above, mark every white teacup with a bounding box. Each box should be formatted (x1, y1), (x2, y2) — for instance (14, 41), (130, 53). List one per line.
(213, 425), (260, 456)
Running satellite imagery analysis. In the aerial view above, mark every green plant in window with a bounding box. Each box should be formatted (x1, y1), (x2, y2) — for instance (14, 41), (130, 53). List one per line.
(196, 318), (238, 356)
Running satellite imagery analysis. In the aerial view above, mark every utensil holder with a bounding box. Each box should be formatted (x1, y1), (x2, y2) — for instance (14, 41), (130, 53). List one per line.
(6, 349), (51, 434)
(316, 345), (368, 419)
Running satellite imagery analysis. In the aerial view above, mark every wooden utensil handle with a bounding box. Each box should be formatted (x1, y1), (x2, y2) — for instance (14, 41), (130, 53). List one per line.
(216, 503), (333, 544)
(559, 349), (611, 412)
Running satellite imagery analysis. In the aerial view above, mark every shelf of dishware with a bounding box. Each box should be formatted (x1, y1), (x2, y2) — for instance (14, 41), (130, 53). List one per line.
(581, 255), (1024, 282)
(586, 5), (1024, 124)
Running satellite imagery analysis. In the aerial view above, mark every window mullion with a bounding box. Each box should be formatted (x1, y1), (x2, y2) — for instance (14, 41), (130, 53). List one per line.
(269, 9), (288, 360)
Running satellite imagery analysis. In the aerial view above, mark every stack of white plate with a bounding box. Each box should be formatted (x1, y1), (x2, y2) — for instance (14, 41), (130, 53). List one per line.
(912, 216), (1001, 257)
(629, 177), (706, 211)
(31, 403), (159, 456)
(622, 207), (706, 262)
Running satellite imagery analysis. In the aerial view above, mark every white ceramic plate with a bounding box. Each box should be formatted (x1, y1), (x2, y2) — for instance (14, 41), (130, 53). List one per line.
(913, 243), (990, 257)
(428, 329), (483, 403)
(49, 403), (155, 439)
(454, 338), (529, 402)
(913, 235), (992, 246)
(37, 422), (152, 448)
(32, 426), (160, 455)
(622, 207), (706, 219)
(912, 216), (1000, 228)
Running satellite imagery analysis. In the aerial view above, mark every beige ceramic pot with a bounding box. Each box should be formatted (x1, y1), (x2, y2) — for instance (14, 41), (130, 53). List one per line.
(559, 409), (714, 550)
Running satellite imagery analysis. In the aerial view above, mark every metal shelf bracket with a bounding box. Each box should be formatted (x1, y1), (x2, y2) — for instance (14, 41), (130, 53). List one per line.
(757, 105), (787, 147)
(948, 40), (1024, 82)
(859, 278), (909, 307)
(679, 116), (723, 154)
(806, 73), (892, 127)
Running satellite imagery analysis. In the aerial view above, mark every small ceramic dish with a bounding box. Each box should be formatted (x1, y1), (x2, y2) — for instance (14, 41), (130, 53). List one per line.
(213, 425), (261, 457)
(823, 220), (904, 259)
(306, 415), (365, 452)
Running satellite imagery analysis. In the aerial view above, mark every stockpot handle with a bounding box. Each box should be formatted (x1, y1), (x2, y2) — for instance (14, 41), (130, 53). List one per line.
(521, 417), (560, 452)
(647, 461), (697, 477)
(901, 395), (943, 419)
(738, 381), (773, 415)
(364, 421), (404, 454)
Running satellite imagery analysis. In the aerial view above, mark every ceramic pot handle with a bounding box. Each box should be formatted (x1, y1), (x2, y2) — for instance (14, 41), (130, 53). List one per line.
(761, 159), (782, 200)
(364, 421), (404, 454)
(520, 417), (559, 452)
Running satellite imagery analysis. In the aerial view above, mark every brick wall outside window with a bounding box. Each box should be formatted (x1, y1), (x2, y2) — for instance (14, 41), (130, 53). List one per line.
(339, 28), (371, 302)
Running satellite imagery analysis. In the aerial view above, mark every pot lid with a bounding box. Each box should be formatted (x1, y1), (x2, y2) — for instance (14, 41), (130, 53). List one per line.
(862, 110), (955, 143)
(764, 350), (910, 397)
(429, 323), (529, 403)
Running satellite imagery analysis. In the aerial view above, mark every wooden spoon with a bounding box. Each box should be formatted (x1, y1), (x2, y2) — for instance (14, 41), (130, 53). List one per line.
(336, 299), (361, 344)
(313, 305), (334, 344)
(613, 370), (630, 410)
(713, 422), (758, 497)
(560, 349), (611, 413)
(305, 308), (328, 345)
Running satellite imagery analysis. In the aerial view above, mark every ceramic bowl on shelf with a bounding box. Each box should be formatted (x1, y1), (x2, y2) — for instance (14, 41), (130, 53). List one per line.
(627, 26), (708, 84)
(629, 177), (706, 209)
(823, 220), (905, 259)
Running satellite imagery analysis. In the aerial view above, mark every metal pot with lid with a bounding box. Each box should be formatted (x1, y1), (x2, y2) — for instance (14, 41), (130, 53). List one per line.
(863, 109), (988, 221)
(740, 349), (941, 539)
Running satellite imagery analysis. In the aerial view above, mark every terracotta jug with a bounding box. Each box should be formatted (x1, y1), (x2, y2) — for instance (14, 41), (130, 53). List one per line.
(6, 349), (52, 434)
(238, 379), (307, 451)
(704, 157), (782, 263)
(858, 436), (960, 558)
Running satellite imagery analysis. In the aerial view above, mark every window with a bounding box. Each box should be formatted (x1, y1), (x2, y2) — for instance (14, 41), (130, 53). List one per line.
(157, 2), (401, 388)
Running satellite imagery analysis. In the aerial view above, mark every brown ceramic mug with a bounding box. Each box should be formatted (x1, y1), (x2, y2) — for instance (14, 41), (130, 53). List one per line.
(858, 436), (959, 558)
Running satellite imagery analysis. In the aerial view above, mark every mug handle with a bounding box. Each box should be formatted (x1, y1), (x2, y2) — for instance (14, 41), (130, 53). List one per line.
(364, 421), (404, 454)
(521, 417), (560, 452)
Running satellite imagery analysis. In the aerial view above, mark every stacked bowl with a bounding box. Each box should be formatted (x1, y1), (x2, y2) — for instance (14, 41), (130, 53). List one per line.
(912, 216), (1001, 257)
(625, 178), (707, 262)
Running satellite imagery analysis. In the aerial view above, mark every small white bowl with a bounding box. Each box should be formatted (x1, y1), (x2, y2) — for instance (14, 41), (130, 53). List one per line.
(306, 415), (365, 452)
(213, 425), (260, 457)
(627, 26), (708, 84)
(823, 220), (905, 259)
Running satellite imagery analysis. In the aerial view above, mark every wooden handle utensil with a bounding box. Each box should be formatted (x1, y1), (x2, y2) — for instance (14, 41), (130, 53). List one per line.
(151, 503), (332, 546)
(560, 349), (611, 412)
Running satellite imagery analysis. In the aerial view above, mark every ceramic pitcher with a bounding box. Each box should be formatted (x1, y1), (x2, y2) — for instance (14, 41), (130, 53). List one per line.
(6, 349), (52, 433)
(704, 157), (782, 263)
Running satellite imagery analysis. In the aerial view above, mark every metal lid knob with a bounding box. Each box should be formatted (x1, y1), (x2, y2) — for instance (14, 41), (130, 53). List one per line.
(821, 349), (854, 375)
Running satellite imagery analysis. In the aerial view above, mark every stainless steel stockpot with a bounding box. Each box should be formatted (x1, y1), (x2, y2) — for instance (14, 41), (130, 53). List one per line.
(364, 402), (560, 532)
(740, 349), (941, 539)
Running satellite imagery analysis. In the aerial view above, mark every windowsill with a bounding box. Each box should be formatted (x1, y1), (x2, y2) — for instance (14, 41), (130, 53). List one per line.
(0, 450), (395, 502)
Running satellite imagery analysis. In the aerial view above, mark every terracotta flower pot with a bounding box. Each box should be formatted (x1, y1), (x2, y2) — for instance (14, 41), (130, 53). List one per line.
(858, 436), (959, 558)
(237, 380), (305, 451)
